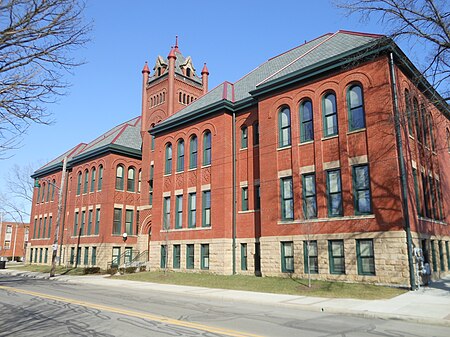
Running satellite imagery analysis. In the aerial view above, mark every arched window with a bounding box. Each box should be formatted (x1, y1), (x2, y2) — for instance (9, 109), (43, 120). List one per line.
(90, 167), (96, 193)
(186, 68), (191, 77)
(163, 92), (165, 102)
(115, 165), (124, 190)
(241, 126), (248, 149)
(157, 67), (161, 76)
(179, 92), (182, 102)
(348, 85), (365, 131)
(150, 97), (153, 107)
(428, 114), (435, 151)
(183, 93), (186, 104)
(98, 165), (103, 191)
(41, 183), (46, 203)
(300, 99), (314, 142)
(203, 131), (212, 166)
(447, 128), (450, 152)
(165, 143), (172, 175)
(138, 169), (142, 193)
(127, 167), (135, 192)
(83, 170), (89, 193)
(421, 104), (429, 147)
(46, 181), (50, 202)
(76, 172), (82, 195)
(189, 135), (198, 169)
(404, 89), (413, 136)
(51, 180), (56, 201)
(177, 139), (184, 172)
(323, 92), (338, 136)
(278, 106), (291, 147)
(413, 98), (421, 142)
(253, 122), (259, 145)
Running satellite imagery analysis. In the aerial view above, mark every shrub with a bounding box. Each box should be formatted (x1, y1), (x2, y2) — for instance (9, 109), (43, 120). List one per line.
(139, 265), (147, 272)
(107, 267), (118, 275)
(83, 267), (101, 275)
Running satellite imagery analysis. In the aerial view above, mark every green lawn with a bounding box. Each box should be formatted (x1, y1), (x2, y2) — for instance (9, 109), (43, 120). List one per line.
(7, 264), (87, 276)
(115, 271), (407, 300)
(8, 265), (406, 299)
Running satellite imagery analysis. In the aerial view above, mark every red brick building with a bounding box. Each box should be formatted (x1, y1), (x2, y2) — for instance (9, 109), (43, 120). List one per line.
(28, 31), (450, 287)
(0, 221), (29, 262)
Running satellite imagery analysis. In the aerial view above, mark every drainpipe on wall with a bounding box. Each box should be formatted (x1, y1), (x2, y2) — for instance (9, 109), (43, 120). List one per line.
(58, 161), (70, 265)
(232, 111), (237, 275)
(388, 52), (416, 290)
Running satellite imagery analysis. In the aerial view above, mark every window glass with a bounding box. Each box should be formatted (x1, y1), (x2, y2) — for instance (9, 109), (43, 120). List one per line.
(203, 131), (211, 166)
(323, 93), (338, 136)
(279, 107), (291, 147)
(300, 100), (314, 142)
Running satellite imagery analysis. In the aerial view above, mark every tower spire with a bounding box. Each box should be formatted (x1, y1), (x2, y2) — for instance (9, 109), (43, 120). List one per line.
(174, 35), (180, 53)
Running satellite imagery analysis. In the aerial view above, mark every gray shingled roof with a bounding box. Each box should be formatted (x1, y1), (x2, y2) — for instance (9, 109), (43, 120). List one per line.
(34, 116), (142, 177)
(157, 31), (383, 128)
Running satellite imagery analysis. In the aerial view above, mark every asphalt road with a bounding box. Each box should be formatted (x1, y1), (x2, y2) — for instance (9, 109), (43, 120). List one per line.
(0, 275), (449, 337)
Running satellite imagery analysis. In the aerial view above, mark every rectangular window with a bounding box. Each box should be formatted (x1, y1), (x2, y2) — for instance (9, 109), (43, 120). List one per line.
(253, 122), (259, 145)
(175, 195), (183, 229)
(431, 240), (437, 272)
(353, 165), (372, 214)
(188, 193), (196, 228)
(70, 247), (75, 264)
(356, 239), (375, 275)
(84, 247), (89, 265)
(202, 191), (211, 227)
(80, 211), (86, 236)
(91, 247), (97, 265)
(439, 241), (445, 271)
(95, 208), (100, 235)
(241, 187), (248, 211)
(303, 240), (318, 274)
(412, 168), (422, 216)
(33, 219), (37, 239)
(30, 248), (33, 263)
(302, 174), (317, 219)
(136, 210), (140, 236)
(435, 179), (444, 220)
(280, 177), (294, 220)
(48, 216), (52, 238)
(73, 212), (79, 236)
(429, 176), (437, 219)
(112, 247), (121, 267)
(44, 248), (48, 263)
(201, 244), (209, 270)
(186, 244), (194, 269)
(125, 209), (133, 235)
(241, 243), (248, 271)
(160, 245), (167, 268)
(255, 185), (260, 210)
(87, 210), (93, 235)
(43, 217), (47, 238)
(446, 241), (450, 270)
(124, 247), (132, 264)
(327, 169), (343, 217)
(241, 127), (248, 149)
(34, 248), (38, 263)
(113, 208), (122, 235)
(329, 240), (345, 274)
(149, 165), (154, 206)
(281, 241), (294, 273)
(422, 173), (431, 218)
(38, 218), (42, 238)
(173, 244), (181, 269)
(4, 241), (10, 249)
(76, 247), (81, 265)
(163, 197), (171, 230)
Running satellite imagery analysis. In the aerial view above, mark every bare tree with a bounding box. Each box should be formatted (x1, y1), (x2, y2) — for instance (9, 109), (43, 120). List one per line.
(337, 0), (450, 101)
(0, 162), (36, 223)
(0, 0), (91, 158)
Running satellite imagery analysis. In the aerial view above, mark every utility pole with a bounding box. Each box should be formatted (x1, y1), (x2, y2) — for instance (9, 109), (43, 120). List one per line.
(50, 156), (67, 277)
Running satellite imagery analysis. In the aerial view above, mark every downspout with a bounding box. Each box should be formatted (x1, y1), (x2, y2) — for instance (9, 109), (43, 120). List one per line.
(388, 52), (416, 290)
(232, 111), (237, 275)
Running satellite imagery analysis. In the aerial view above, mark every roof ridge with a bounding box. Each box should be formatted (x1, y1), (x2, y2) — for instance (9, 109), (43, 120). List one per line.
(256, 31), (338, 87)
(337, 29), (384, 38)
(111, 123), (129, 144)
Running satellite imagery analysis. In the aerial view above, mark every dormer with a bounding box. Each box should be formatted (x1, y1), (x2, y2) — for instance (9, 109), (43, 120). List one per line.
(179, 56), (196, 78)
(153, 56), (168, 77)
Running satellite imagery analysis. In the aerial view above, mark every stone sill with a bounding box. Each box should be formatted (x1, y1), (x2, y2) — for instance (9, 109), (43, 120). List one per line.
(278, 214), (375, 225)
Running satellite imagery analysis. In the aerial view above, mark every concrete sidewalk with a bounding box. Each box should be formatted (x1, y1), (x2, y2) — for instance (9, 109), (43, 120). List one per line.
(1, 268), (449, 327)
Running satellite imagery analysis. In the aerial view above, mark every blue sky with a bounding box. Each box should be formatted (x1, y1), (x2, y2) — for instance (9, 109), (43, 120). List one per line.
(1, 0), (387, 219)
